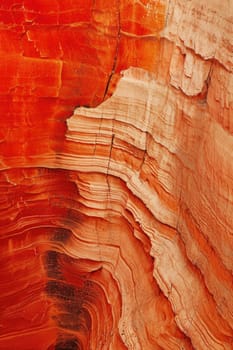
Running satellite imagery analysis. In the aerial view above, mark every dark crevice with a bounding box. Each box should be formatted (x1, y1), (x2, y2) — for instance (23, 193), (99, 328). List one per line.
(55, 338), (81, 350)
(51, 228), (72, 243)
(46, 280), (76, 301)
(45, 250), (62, 279)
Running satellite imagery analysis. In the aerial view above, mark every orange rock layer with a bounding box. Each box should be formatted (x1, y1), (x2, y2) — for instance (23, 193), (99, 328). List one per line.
(0, 1), (232, 350)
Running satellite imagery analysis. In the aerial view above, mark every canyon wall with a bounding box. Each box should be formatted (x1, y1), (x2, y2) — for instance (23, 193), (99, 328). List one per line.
(0, 1), (232, 349)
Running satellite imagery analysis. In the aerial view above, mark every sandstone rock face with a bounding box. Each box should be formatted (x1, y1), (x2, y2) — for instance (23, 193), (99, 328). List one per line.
(0, 1), (232, 350)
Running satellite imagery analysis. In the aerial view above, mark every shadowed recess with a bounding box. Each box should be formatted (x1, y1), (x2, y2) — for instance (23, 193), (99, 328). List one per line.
(55, 337), (80, 350)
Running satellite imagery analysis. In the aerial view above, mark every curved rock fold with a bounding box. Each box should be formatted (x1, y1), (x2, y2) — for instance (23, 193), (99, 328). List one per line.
(0, 1), (232, 349)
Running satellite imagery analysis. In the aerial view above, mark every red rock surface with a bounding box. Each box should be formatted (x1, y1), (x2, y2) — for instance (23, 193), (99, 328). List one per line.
(0, 1), (233, 349)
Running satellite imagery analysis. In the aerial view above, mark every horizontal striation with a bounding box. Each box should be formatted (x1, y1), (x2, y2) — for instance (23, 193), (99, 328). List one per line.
(65, 63), (233, 349)
(0, 1), (232, 350)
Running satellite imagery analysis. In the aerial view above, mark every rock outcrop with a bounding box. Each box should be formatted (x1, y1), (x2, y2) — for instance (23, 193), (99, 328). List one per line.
(0, 1), (232, 349)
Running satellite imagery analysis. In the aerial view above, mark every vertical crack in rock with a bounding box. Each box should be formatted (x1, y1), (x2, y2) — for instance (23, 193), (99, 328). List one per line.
(103, 1), (121, 100)
(0, 1), (233, 349)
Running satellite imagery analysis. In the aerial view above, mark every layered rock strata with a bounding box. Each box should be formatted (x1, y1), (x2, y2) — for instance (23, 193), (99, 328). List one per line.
(0, 1), (232, 350)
